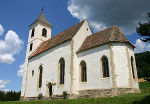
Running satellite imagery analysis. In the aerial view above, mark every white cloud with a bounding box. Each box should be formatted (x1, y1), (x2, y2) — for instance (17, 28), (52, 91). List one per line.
(134, 39), (150, 53)
(0, 24), (4, 35)
(0, 28), (23, 64)
(0, 54), (15, 64)
(17, 63), (24, 77)
(67, 0), (150, 34)
(0, 80), (10, 91)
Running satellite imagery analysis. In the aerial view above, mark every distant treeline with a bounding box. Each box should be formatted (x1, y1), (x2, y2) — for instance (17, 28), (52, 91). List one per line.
(135, 51), (150, 80)
(0, 90), (20, 101)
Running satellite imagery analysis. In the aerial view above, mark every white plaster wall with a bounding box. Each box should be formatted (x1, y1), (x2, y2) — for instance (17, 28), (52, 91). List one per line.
(72, 20), (92, 94)
(25, 41), (71, 97)
(127, 44), (139, 89)
(21, 22), (52, 97)
(28, 22), (52, 57)
(112, 43), (130, 88)
(77, 44), (113, 91)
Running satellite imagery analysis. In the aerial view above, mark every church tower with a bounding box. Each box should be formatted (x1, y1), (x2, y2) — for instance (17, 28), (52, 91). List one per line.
(21, 11), (52, 98)
(27, 11), (52, 56)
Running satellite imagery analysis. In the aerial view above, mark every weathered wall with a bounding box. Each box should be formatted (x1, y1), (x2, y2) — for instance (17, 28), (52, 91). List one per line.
(111, 43), (139, 89)
(77, 44), (113, 91)
(127, 44), (139, 89)
(71, 20), (92, 94)
(112, 43), (130, 88)
(25, 41), (71, 97)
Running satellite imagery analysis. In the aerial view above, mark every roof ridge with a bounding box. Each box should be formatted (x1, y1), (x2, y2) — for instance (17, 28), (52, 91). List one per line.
(109, 26), (116, 41)
(52, 19), (86, 38)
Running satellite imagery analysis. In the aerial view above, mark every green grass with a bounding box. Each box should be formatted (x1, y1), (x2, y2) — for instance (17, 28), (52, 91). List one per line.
(0, 82), (150, 104)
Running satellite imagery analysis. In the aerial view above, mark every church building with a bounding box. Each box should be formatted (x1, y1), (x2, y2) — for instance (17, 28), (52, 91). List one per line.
(21, 12), (140, 100)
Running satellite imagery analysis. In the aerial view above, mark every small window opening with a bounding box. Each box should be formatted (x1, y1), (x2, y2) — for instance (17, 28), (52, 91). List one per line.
(30, 43), (33, 51)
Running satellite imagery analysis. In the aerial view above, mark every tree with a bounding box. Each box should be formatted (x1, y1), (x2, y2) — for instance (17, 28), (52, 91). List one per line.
(136, 12), (150, 43)
(0, 91), (6, 101)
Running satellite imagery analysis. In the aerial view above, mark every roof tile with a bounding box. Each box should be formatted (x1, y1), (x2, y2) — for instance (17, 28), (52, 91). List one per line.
(77, 26), (134, 53)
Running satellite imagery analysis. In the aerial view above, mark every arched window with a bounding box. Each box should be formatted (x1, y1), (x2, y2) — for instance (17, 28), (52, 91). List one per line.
(131, 56), (135, 79)
(38, 65), (43, 88)
(80, 61), (87, 82)
(31, 28), (35, 37)
(101, 56), (109, 78)
(42, 28), (47, 37)
(59, 58), (65, 84)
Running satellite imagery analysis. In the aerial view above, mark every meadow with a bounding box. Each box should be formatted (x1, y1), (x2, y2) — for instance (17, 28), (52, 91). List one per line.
(0, 81), (150, 104)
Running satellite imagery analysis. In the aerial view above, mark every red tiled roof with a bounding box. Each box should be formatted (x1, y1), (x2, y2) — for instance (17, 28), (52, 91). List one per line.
(29, 20), (86, 58)
(77, 25), (134, 53)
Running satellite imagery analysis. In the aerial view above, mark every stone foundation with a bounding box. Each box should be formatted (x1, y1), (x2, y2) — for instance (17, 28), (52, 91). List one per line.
(21, 88), (140, 101)
(78, 88), (140, 98)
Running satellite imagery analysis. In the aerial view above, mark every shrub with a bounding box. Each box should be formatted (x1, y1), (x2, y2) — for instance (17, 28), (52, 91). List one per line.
(38, 93), (43, 100)
(63, 91), (68, 99)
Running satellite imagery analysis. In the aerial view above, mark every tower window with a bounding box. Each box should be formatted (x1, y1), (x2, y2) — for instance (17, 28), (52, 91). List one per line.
(39, 66), (43, 88)
(101, 56), (109, 78)
(59, 58), (65, 84)
(42, 28), (47, 37)
(30, 43), (33, 51)
(31, 28), (35, 37)
(80, 60), (87, 82)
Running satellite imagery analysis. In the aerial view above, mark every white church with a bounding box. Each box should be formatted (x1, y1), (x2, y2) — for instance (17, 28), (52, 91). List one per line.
(21, 12), (140, 100)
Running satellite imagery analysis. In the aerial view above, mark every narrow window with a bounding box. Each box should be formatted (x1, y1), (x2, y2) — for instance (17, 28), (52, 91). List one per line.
(39, 66), (43, 88)
(131, 56), (135, 79)
(32, 70), (34, 76)
(59, 58), (65, 84)
(101, 56), (109, 78)
(31, 28), (35, 37)
(80, 61), (87, 82)
(42, 28), (47, 37)
(30, 43), (33, 51)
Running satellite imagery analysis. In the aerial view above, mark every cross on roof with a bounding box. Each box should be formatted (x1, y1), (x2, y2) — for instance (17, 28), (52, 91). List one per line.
(41, 7), (44, 13)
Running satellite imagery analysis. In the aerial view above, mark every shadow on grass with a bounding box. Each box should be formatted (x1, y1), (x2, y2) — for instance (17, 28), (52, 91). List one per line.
(133, 95), (150, 104)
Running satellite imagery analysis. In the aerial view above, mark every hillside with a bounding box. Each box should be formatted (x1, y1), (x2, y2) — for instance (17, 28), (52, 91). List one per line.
(135, 51), (150, 79)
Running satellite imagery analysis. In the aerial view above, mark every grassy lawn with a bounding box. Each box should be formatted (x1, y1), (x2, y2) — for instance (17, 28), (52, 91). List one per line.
(0, 82), (150, 104)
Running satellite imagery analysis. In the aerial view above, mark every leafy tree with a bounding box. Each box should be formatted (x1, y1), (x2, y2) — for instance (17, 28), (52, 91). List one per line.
(136, 12), (150, 43)
(0, 91), (6, 101)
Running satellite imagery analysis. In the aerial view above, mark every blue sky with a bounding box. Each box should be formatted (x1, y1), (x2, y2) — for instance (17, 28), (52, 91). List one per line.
(0, 0), (150, 91)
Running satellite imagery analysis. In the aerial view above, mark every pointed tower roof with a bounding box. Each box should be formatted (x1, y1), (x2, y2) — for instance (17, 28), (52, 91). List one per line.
(29, 12), (52, 28)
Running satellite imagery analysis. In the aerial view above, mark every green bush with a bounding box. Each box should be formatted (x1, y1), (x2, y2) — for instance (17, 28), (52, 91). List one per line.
(63, 91), (68, 99)
(38, 93), (43, 100)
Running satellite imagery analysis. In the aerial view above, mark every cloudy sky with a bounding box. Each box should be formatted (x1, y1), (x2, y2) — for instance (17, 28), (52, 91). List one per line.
(0, 0), (150, 91)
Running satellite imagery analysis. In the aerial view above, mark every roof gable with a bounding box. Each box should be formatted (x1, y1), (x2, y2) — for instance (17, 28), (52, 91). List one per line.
(77, 26), (134, 53)
(29, 20), (86, 58)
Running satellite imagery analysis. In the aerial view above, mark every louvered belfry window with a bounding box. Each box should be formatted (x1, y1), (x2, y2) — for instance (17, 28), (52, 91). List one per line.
(42, 28), (47, 37)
